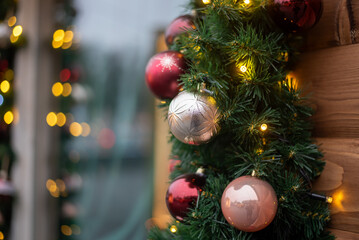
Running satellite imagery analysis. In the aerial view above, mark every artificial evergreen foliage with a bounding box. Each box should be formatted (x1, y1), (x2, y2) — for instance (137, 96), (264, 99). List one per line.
(149, 0), (333, 239)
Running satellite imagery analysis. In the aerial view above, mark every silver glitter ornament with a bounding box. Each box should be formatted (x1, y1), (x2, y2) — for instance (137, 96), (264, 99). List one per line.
(168, 91), (219, 145)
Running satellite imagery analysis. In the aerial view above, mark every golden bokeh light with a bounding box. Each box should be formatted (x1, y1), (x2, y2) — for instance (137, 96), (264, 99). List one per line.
(4, 111), (13, 124)
(170, 225), (177, 233)
(70, 122), (83, 137)
(46, 179), (57, 192)
(81, 122), (91, 137)
(56, 112), (67, 127)
(1, 80), (10, 93)
(52, 82), (63, 97)
(53, 29), (65, 42)
(56, 179), (66, 192)
(202, 0), (211, 4)
(61, 225), (72, 236)
(52, 40), (63, 49)
(46, 112), (57, 127)
(62, 41), (72, 50)
(13, 25), (23, 37)
(64, 30), (74, 43)
(8, 16), (17, 27)
(244, 0), (250, 4)
(0, 231), (4, 240)
(10, 34), (18, 43)
(5, 69), (14, 80)
(332, 190), (344, 210)
(260, 124), (268, 132)
(62, 83), (72, 97)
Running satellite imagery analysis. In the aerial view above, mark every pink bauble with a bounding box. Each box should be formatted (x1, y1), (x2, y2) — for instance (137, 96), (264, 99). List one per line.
(145, 51), (187, 99)
(165, 15), (195, 46)
(221, 176), (278, 232)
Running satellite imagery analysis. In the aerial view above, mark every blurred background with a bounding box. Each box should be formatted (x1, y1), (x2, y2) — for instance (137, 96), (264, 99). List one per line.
(0, 0), (187, 239)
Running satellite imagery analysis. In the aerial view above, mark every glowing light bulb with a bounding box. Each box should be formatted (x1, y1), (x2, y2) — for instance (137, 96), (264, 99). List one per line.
(13, 25), (23, 37)
(53, 29), (65, 41)
(240, 65), (247, 73)
(260, 124), (268, 131)
(244, 0), (250, 4)
(326, 196), (333, 204)
(170, 225), (177, 233)
(202, 0), (211, 4)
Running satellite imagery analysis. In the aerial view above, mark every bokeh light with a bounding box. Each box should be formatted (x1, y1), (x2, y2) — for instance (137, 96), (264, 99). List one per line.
(60, 69), (71, 82)
(62, 83), (72, 97)
(1, 80), (10, 93)
(0, 231), (4, 239)
(98, 128), (116, 149)
(71, 224), (81, 235)
(61, 225), (72, 236)
(52, 82), (63, 97)
(10, 34), (19, 43)
(13, 25), (23, 37)
(8, 16), (16, 27)
(56, 112), (66, 127)
(63, 30), (74, 43)
(69, 122), (83, 137)
(81, 122), (91, 137)
(52, 40), (63, 49)
(53, 29), (65, 42)
(62, 41), (72, 50)
(4, 111), (14, 124)
(202, 0), (211, 4)
(260, 124), (268, 132)
(46, 112), (57, 127)
(0, 95), (4, 106)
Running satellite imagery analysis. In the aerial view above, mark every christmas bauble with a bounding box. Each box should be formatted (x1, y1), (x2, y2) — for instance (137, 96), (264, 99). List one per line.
(165, 15), (195, 47)
(145, 51), (187, 99)
(168, 91), (219, 145)
(221, 176), (278, 232)
(269, 0), (323, 32)
(166, 173), (206, 221)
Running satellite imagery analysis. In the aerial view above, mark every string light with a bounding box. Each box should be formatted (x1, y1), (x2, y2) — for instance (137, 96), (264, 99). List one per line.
(244, 0), (250, 4)
(12, 25), (23, 37)
(61, 225), (72, 236)
(81, 122), (91, 137)
(10, 34), (19, 43)
(4, 111), (14, 124)
(63, 30), (74, 43)
(170, 225), (178, 233)
(0, 231), (4, 240)
(8, 16), (16, 27)
(239, 65), (247, 73)
(260, 123), (268, 132)
(326, 196), (333, 204)
(52, 39), (63, 49)
(53, 29), (65, 42)
(202, 0), (211, 4)
(0, 80), (10, 93)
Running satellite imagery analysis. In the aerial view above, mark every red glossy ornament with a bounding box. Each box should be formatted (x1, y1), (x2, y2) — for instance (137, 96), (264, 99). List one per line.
(221, 176), (278, 232)
(169, 159), (181, 173)
(145, 51), (187, 99)
(270, 0), (323, 32)
(165, 15), (195, 47)
(166, 173), (206, 221)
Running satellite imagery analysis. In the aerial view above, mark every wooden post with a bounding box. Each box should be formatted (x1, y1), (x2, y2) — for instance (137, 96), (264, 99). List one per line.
(11, 0), (58, 239)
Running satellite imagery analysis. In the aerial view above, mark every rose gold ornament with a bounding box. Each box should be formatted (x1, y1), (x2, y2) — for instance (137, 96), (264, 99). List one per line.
(221, 176), (278, 232)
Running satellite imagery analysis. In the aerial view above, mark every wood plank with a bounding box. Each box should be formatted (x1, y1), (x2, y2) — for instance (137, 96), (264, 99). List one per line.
(327, 228), (359, 240)
(305, 0), (359, 49)
(295, 44), (359, 138)
(312, 138), (359, 234)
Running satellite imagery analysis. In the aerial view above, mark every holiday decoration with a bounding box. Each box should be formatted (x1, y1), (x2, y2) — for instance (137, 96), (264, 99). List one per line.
(221, 176), (278, 232)
(145, 51), (187, 99)
(166, 173), (206, 221)
(165, 15), (195, 47)
(148, 0), (332, 239)
(168, 91), (219, 145)
(269, 0), (323, 32)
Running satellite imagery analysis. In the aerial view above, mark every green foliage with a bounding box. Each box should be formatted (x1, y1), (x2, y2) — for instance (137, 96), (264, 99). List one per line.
(149, 0), (334, 239)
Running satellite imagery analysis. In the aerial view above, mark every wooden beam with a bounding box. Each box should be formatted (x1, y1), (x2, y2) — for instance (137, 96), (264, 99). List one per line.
(312, 138), (359, 234)
(295, 44), (359, 138)
(327, 228), (359, 240)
